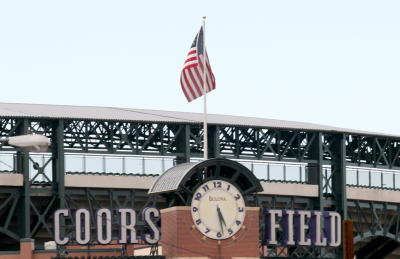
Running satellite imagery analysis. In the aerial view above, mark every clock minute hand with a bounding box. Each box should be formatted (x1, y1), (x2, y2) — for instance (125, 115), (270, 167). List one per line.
(216, 205), (225, 234)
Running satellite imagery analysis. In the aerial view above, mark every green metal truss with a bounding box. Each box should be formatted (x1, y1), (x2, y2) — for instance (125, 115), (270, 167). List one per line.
(0, 117), (398, 258)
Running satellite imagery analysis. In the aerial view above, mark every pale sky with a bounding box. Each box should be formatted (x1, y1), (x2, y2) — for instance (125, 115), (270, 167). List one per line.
(0, 1), (399, 135)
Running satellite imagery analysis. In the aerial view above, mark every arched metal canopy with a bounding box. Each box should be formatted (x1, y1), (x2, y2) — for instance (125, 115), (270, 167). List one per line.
(148, 162), (201, 194)
(148, 158), (263, 197)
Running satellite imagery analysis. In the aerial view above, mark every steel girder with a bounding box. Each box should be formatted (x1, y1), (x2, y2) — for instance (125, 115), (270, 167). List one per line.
(355, 235), (399, 259)
(348, 200), (400, 258)
(345, 135), (400, 169)
(0, 186), (152, 249)
(0, 118), (399, 170)
(62, 121), (189, 155)
(0, 117), (399, 258)
(322, 133), (400, 170)
(0, 188), (20, 248)
(348, 200), (400, 243)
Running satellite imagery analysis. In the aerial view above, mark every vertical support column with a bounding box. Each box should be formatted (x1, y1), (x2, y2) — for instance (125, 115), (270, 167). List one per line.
(16, 119), (30, 238)
(52, 119), (65, 209)
(343, 220), (355, 259)
(207, 125), (220, 159)
(331, 133), (347, 219)
(109, 121), (115, 154)
(176, 124), (190, 164)
(331, 133), (347, 259)
(52, 120), (66, 245)
(308, 132), (324, 210)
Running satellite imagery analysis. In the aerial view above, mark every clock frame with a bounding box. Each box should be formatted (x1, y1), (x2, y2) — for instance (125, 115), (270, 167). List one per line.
(191, 179), (246, 240)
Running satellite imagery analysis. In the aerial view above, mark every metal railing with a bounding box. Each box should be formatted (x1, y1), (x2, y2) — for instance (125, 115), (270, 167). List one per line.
(65, 154), (175, 175)
(190, 158), (308, 183)
(346, 166), (400, 190)
(236, 160), (307, 183)
(0, 152), (16, 173)
(0, 152), (399, 190)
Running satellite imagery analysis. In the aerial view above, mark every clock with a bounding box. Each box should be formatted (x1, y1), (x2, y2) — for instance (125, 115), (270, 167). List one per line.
(191, 180), (246, 240)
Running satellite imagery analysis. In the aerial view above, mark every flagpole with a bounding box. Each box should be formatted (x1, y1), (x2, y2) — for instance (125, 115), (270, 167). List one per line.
(202, 16), (208, 160)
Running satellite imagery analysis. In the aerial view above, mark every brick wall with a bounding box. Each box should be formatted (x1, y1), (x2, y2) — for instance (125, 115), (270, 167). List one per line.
(161, 207), (260, 259)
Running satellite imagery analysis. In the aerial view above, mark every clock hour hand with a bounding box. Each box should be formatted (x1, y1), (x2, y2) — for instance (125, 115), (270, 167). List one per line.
(217, 205), (227, 227)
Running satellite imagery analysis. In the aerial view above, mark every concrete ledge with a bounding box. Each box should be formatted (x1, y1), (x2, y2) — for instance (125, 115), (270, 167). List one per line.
(65, 174), (156, 189)
(246, 207), (260, 211)
(20, 238), (34, 243)
(347, 187), (400, 203)
(160, 206), (191, 214)
(35, 174), (400, 204)
(65, 176), (321, 197)
(0, 173), (22, 186)
(167, 258), (258, 259)
(258, 182), (318, 197)
(0, 251), (19, 255)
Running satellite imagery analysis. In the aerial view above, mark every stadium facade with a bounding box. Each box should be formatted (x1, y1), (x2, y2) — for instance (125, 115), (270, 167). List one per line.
(0, 102), (399, 258)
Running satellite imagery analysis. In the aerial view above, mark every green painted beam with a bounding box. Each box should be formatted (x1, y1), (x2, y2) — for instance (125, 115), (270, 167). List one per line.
(16, 119), (30, 238)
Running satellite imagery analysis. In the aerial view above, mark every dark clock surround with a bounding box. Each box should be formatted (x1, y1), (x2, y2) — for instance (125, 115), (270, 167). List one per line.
(149, 158), (263, 207)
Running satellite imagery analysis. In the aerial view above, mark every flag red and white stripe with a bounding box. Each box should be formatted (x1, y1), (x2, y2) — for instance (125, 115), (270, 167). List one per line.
(180, 27), (216, 102)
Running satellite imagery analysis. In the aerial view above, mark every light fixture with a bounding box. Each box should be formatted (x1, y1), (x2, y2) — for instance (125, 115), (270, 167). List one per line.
(1, 134), (51, 152)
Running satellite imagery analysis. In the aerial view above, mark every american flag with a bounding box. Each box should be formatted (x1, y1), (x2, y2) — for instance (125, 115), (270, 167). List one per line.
(180, 27), (216, 102)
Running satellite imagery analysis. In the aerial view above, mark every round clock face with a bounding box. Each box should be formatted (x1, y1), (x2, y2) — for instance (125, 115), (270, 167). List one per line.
(191, 180), (246, 240)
